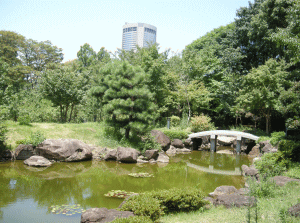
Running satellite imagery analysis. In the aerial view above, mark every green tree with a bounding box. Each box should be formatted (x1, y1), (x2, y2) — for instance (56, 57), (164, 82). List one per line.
(236, 59), (288, 134)
(271, 0), (300, 64)
(39, 66), (88, 122)
(77, 43), (96, 67)
(116, 44), (169, 114)
(279, 81), (300, 129)
(235, 0), (295, 70)
(98, 61), (157, 138)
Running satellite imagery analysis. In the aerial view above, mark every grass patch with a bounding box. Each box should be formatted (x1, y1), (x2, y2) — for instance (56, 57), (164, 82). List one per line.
(161, 181), (300, 223)
(4, 120), (124, 150)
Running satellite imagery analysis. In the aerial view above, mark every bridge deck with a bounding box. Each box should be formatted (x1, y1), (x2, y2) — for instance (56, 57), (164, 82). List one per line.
(189, 130), (259, 141)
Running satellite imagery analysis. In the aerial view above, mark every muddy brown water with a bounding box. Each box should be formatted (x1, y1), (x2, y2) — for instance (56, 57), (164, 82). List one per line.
(0, 150), (251, 223)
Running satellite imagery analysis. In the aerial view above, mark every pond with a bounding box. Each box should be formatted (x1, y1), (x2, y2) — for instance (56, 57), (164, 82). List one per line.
(0, 150), (252, 223)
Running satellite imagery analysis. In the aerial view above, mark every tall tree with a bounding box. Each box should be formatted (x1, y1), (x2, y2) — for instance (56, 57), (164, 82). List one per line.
(39, 66), (88, 122)
(235, 0), (294, 70)
(236, 59), (288, 134)
(77, 43), (96, 67)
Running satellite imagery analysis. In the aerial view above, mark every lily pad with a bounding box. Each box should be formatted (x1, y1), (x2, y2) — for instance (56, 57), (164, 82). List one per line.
(128, 172), (154, 178)
(104, 190), (135, 199)
(49, 204), (84, 216)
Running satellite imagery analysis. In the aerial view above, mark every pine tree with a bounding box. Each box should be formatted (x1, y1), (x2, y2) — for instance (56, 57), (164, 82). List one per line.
(100, 61), (157, 138)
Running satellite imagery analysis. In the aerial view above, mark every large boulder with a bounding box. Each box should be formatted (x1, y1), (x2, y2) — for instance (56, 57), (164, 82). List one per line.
(144, 149), (159, 160)
(214, 194), (256, 208)
(14, 144), (37, 160)
(241, 165), (259, 181)
(150, 130), (171, 151)
(24, 155), (52, 167)
(184, 138), (193, 147)
(104, 149), (117, 161)
(289, 203), (300, 218)
(171, 139), (184, 148)
(116, 147), (139, 163)
(156, 152), (169, 163)
(81, 208), (134, 223)
(248, 145), (261, 157)
(36, 139), (93, 162)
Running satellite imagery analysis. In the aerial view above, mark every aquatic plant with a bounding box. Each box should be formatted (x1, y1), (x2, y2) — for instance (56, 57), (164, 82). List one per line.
(104, 190), (136, 198)
(128, 173), (154, 178)
(49, 204), (85, 216)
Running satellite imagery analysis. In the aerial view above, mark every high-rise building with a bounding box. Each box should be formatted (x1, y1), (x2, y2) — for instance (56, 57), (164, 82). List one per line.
(122, 23), (157, 51)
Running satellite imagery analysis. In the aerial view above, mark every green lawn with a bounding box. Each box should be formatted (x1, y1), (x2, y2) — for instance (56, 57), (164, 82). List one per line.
(4, 120), (122, 150)
(161, 179), (300, 223)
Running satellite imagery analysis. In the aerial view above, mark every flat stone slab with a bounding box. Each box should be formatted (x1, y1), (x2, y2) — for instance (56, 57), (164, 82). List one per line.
(209, 186), (238, 198)
(270, 176), (300, 186)
(24, 156), (52, 167)
(81, 208), (134, 223)
(214, 194), (256, 208)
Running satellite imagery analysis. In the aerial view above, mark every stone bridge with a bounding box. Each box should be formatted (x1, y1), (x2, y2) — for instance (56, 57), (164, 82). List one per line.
(188, 130), (259, 154)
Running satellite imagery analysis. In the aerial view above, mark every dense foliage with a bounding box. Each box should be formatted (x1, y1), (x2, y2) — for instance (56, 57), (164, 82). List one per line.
(1, 0), (299, 147)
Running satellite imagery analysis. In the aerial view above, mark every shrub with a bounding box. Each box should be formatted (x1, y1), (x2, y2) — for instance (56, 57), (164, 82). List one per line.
(278, 140), (300, 162)
(170, 116), (180, 127)
(147, 187), (208, 213)
(160, 129), (190, 141)
(25, 131), (46, 147)
(190, 114), (214, 133)
(247, 177), (280, 198)
(17, 114), (31, 125)
(255, 152), (288, 177)
(257, 136), (271, 143)
(119, 194), (163, 221)
(0, 124), (7, 152)
(111, 216), (152, 223)
(139, 133), (161, 152)
(270, 131), (286, 146)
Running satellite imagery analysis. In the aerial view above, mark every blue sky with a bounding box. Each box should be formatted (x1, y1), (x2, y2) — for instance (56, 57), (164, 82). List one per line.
(1, 0), (251, 62)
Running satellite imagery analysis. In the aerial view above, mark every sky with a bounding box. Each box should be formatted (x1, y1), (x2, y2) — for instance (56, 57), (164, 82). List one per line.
(0, 0), (251, 62)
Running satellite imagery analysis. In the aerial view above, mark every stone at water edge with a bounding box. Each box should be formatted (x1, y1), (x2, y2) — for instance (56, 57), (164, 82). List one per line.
(171, 139), (184, 148)
(24, 155), (52, 167)
(92, 147), (112, 160)
(81, 208), (134, 223)
(14, 144), (37, 160)
(36, 139), (93, 162)
(166, 146), (177, 156)
(116, 147), (139, 163)
(176, 148), (192, 153)
(156, 152), (169, 163)
(104, 149), (117, 161)
(143, 149), (159, 160)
